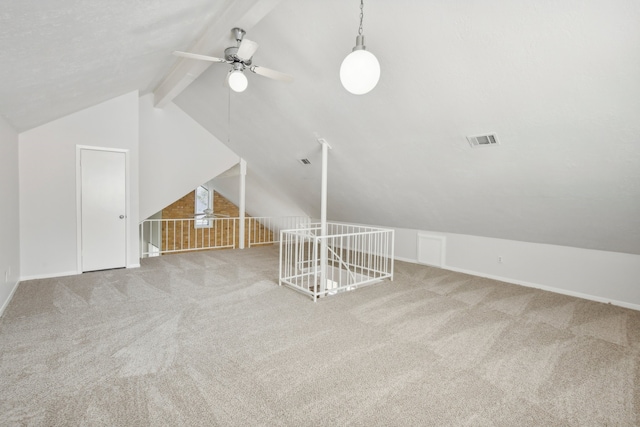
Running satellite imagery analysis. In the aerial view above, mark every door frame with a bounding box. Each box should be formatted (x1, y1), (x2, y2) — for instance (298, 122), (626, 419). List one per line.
(75, 145), (131, 273)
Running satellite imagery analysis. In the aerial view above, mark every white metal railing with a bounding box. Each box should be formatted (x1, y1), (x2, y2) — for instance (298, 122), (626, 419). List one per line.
(139, 216), (310, 258)
(279, 223), (395, 301)
(247, 216), (310, 247)
(140, 217), (237, 257)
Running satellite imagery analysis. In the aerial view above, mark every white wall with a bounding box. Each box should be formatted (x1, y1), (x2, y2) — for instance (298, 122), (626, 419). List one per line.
(213, 168), (308, 218)
(139, 94), (239, 220)
(394, 227), (640, 310)
(19, 92), (140, 280)
(0, 116), (20, 316)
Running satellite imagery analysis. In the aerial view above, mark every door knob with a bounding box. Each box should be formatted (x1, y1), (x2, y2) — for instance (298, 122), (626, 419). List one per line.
(119, 215), (125, 219)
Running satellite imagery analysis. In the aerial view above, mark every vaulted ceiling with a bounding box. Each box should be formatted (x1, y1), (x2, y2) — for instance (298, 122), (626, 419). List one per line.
(2, 0), (639, 254)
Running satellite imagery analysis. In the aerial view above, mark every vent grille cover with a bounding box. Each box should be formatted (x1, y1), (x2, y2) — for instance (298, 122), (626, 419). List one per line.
(298, 158), (311, 165)
(467, 133), (499, 148)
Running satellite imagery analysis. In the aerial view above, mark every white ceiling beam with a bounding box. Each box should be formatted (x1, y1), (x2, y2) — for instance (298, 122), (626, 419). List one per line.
(153, 0), (283, 108)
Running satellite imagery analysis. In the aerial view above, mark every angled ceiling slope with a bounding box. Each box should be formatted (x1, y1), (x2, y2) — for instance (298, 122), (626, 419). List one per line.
(0, 0), (281, 131)
(1, 0), (637, 255)
(172, 0), (640, 255)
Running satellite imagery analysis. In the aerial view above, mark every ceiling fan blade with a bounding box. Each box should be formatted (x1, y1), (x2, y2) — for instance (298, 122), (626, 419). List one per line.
(250, 65), (294, 83)
(173, 51), (226, 63)
(236, 39), (259, 60)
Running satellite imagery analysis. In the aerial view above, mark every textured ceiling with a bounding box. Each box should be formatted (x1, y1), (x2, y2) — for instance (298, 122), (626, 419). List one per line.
(2, 0), (639, 254)
(0, 0), (229, 130)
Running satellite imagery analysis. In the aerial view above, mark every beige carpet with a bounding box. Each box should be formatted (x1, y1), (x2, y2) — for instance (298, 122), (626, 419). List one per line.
(1, 245), (639, 426)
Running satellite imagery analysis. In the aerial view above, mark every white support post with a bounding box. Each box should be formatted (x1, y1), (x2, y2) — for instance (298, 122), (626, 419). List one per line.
(239, 158), (247, 249)
(318, 138), (332, 297)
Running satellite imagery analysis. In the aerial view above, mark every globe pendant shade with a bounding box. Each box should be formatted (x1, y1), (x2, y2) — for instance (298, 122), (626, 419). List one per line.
(228, 70), (248, 92)
(340, 49), (380, 95)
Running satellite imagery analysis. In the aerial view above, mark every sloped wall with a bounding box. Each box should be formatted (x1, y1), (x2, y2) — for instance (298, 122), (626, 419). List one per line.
(212, 169), (308, 218)
(139, 94), (239, 221)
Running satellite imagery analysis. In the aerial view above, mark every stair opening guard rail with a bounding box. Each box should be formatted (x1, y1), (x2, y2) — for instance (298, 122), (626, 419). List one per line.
(140, 217), (237, 257)
(246, 216), (311, 248)
(279, 223), (395, 301)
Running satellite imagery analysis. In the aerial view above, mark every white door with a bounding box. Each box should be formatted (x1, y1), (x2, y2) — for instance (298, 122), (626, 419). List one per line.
(81, 149), (127, 272)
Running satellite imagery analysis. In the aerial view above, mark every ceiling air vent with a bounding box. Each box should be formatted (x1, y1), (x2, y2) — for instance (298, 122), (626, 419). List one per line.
(298, 158), (311, 165)
(467, 133), (500, 148)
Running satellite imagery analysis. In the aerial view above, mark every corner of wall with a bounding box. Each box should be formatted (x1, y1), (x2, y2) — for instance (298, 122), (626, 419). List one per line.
(0, 114), (20, 316)
(0, 280), (20, 319)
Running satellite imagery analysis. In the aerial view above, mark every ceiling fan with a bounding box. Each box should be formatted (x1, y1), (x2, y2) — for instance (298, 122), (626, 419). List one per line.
(173, 27), (294, 92)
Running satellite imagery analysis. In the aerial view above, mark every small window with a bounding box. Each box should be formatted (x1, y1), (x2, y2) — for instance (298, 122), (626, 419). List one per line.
(195, 185), (213, 228)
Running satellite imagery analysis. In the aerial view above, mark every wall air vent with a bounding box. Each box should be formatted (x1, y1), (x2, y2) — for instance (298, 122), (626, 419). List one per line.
(298, 158), (311, 165)
(467, 133), (500, 148)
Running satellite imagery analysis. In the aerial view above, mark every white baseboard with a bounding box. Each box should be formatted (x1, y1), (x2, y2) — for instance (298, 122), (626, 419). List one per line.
(20, 270), (81, 281)
(21, 264), (140, 281)
(0, 280), (21, 318)
(394, 256), (417, 264)
(393, 256), (640, 312)
(445, 265), (640, 312)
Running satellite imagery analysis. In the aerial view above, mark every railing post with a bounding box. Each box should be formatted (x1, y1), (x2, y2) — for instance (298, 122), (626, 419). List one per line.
(318, 138), (332, 296)
(390, 230), (395, 281)
(279, 230), (283, 286)
(239, 158), (246, 249)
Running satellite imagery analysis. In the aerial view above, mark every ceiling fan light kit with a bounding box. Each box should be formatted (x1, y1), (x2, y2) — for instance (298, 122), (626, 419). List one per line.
(228, 70), (248, 92)
(173, 27), (293, 92)
(227, 63), (248, 93)
(340, 0), (380, 95)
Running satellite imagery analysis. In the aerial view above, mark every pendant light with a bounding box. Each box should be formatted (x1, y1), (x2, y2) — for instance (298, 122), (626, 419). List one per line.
(340, 0), (380, 95)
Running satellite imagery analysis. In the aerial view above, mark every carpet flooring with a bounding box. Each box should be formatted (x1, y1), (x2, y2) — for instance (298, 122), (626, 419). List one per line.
(1, 246), (639, 426)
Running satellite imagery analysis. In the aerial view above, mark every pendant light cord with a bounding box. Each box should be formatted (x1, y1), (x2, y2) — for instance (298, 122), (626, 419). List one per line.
(358, 0), (364, 35)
